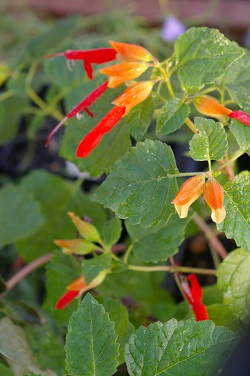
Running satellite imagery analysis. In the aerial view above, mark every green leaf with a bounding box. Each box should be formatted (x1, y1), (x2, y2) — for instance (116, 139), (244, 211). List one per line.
(125, 96), (154, 141)
(100, 218), (122, 247)
(217, 171), (250, 250)
(43, 250), (81, 325)
(100, 297), (134, 364)
(24, 324), (65, 376)
(216, 248), (250, 320)
(229, 104), (250, 156)
(175, 27), (244, 92)
(0, 184), (44, 248)
(0, 364), (14, 376)
(126, 215), (189, 263)
(0, 96), (28, 145)
(223, 51), (250, 106)
(65, 293), (119, 376)
(156, 98), (190, 134)
(7, 73), (27, 98)
(15, 170), (106, 261)
(81, 253), (112, 284)
(0, 318), (56, 376)
(189, 117), (228, 161)
(125, 319), (238, 376)
(27, 16), (79, 58)
(207, 304), (239, 331)
(92, 140), (179, 227)
(97, 269), (175, 325)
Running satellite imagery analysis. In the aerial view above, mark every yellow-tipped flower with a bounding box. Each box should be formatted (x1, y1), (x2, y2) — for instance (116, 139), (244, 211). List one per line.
(112, 80), (154, 115)
(100, 61), (150, 88)
(194, 96), (232, 119)
(109, 40), (155, 62)
(171, 175), (205, 218)
(203, 179), (226, 224)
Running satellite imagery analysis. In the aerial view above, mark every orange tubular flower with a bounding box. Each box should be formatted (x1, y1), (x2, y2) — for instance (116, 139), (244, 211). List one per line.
(112, 81), (155, 115)
(171, 175), (205, 218)
(203, 179), (226, 224)
(194, 95), (250, 127)
(55, 273), (106, 310)
(194, 96), (232, 118)
(100, 61), (150, 88)
(109, 40), (155, 62)
(181, 274), (209, 321)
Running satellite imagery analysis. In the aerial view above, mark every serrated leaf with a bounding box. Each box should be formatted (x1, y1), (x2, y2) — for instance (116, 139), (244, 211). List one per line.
(15, 170), (106, 261)
(0, 184), (44, 248)
(43, 250), (81, 325)
(223, 51), (250, 106)
(126, 215), (189, 263)
(189, 117), (228, 161)
(156, 98), (190, 134)
(81, 253), (112, 284)
(216, 249), (250, 320)
(125, 319), (238, 376)
(217, 171), (250, 250)
(27, 16), (79, 58)
(99, 218), (122, 247)
(175, 27), (244, 92)
(125, 96), (154, 141)
(100, 297), (134, 364)
(229, 104), (250, 156)
(92, 140), (179, 227)
(65, 293), (119, 376)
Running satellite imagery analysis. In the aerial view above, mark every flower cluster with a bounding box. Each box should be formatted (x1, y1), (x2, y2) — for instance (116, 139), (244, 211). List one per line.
(172, 176), (226, 224)
(181, 273), (209, 321)
(46, 41), (158, 156)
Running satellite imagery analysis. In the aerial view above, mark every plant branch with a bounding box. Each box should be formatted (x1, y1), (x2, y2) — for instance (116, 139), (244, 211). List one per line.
(0, 253), (53, 298)
(127, 264), (215, 275)
(192, 213), (227, 259)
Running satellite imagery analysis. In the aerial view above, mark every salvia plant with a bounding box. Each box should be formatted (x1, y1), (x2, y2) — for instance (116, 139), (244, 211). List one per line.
(0, 12), (250, 376)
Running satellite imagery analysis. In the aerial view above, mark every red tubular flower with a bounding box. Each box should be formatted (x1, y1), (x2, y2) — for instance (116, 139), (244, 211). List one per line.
(45, 48), (116, 79)
(171, 175), (205, 218)
(76, 106), (126, 157)
(45, 81), (109, 146)
(55, 273), (106, 310)
(228, 110), (250, 126)
(181, 274), (209, 321)
(203, 179), (226, 224)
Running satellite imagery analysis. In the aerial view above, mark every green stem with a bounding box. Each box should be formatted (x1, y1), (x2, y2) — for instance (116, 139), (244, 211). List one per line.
(123, 244), (133, 264)
(217, 149), (245, 170)
(127, 264), (215, 275)
(0, 90), (14, 102)
(185, 117), (197, 133)
(26, 87), (63, 121)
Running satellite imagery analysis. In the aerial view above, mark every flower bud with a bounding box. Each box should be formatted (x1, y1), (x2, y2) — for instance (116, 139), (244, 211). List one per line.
(203, 179), (226, 224)
(172, 175), (205, 218)
(194, 96), (232, 118)
(67, 212), (101, 243)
